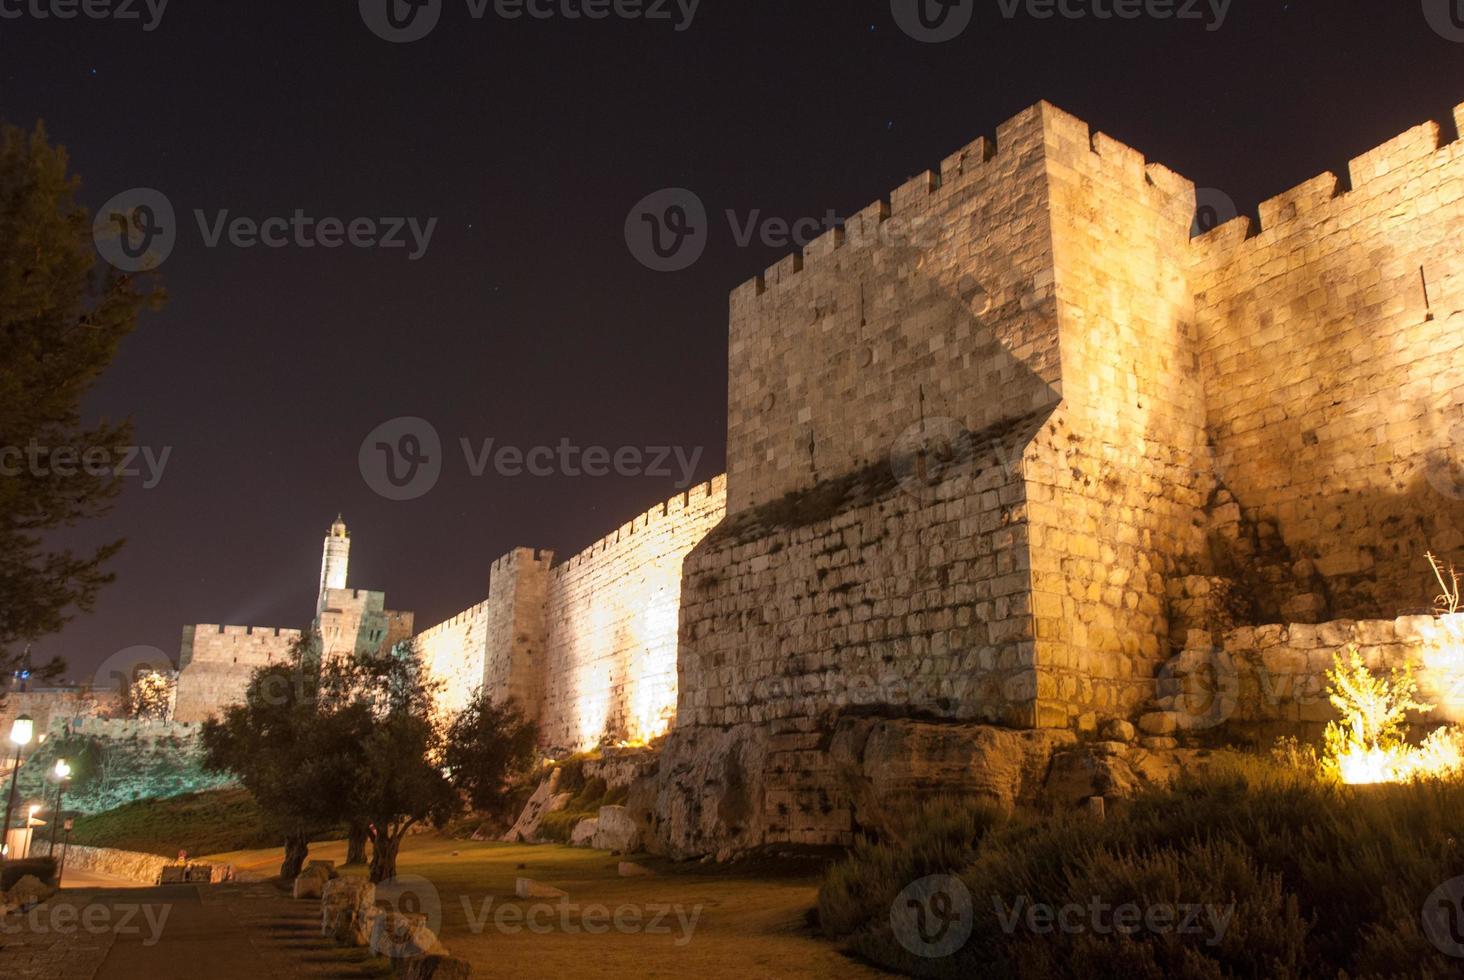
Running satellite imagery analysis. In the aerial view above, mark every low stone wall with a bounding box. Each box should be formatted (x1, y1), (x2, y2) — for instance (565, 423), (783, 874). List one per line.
(31, 842), (232, 885)
(1169, 613), (1464, 741)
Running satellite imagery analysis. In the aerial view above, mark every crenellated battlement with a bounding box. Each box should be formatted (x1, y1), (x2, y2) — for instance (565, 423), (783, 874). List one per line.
(1193, 104), (1464, 253)
(731, 101), (1198, 308)
(553, 476), (727, 572)
(198, 624), (302, 639)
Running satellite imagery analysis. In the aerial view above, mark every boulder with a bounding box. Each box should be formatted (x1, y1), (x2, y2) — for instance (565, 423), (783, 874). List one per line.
(833, 718), (1078, 834)
(590, 806), (642, 853)
(618, 862), (654, 878)
(293, 863), (333, 900)
(321, 877), (377, 946)
(569, 817), (599, 846)
(514, 877), (566, 899)
(6, 874), (51, 910)
(305, 860), (339, 878)
(1137, 711), (1179, 736)
(397, 953), (473, 979)
(502, 769), (572, 843)
(370, 910), (443, 960)
(1100, 719), (1136, 743)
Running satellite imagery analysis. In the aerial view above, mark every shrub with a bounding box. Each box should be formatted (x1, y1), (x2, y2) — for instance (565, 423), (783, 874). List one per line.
(819, 755), (1464, 978)
(819, 796), (1008, 939)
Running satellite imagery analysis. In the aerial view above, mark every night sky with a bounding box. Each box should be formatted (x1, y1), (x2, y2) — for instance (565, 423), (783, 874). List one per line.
(4, 0), (1463, 680)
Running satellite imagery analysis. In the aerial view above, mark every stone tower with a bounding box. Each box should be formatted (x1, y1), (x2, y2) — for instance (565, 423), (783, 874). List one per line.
(317, 515), (351, 614)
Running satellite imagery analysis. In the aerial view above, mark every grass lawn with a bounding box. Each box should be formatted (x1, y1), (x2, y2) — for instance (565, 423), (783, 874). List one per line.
(68, 787), (284, 857)
(205, 835), (886, 979)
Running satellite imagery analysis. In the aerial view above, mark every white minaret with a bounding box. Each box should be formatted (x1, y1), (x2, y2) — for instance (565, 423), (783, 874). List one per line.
(318, 514), (350, 613)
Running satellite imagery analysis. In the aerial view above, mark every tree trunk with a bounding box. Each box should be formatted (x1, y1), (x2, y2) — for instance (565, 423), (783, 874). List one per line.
(346, 820), (369, 865)
(280, 831), (309, 881)
(369, 829), (402, 883)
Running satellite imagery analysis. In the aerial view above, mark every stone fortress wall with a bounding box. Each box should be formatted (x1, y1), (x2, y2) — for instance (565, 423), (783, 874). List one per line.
(172, 520), (412, 723)
(643, 98), (1464, 855)
(172, 624), (302, 723)
(1188, 109), (1464, 620)
(127, 99), (1461, 858)
(413, 478), (727, 752)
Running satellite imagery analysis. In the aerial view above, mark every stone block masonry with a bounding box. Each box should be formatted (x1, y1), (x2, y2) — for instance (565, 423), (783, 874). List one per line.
(1190, 115), (1464, 619)
(644, 97), (1464, 855)
(174, 624), (301, 722)
(409, 478), (727, 751)
(538, 476), (727, 751)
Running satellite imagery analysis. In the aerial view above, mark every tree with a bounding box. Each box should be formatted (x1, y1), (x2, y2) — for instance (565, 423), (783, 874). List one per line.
(0, 121), (164, 697)
(200, 649), (340, 880)
(442, 692), (538, 816)
(317, 643), (456, 883)
(123, 669), (175, 720)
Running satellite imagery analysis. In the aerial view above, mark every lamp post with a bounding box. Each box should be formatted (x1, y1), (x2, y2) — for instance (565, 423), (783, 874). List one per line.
(48, 759), (71, 857)
(2, 714), (35, 864)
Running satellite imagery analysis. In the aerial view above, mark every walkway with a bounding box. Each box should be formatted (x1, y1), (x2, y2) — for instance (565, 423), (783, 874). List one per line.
(0, 881), (382, 980)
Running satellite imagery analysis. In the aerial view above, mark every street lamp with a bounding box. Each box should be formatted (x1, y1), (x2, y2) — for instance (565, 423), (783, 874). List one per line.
(48, 760), (71, 857)
(2, 715), (35, 865)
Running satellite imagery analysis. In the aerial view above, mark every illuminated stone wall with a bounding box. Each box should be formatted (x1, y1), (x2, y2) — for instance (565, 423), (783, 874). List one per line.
(650, 99), (1464, 854)
(317, 588), (414, 662)
(539, 477), (726, 752)
(1023, 107), (1214, 729)
(415, 600), (492, 719)
(173, 624), (301, 722)
(1170, 613), (1464, 741)
(483, 548), (553, 717)
(410, 485), (725, 752)
(0, 688), (118, 740)
(1189, 108), (1464, 619)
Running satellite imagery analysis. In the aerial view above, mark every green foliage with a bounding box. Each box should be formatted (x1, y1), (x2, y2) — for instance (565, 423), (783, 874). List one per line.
(199, 651), (340, 840)
(66, 788), (287, 857)
(537, 778), (629, 843)
(123, 669), (175, 721)
(0, 120), (163, 689)
(819, 754), (1464, 978)
(819, 796), (1007, 939)
(442, 691), (538, 815)
(16, 729), (233, 815)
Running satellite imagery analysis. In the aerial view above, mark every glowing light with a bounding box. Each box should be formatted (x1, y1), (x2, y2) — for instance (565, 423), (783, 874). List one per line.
(8, 715), (34, 747)
(1324, 646), (1464, 784)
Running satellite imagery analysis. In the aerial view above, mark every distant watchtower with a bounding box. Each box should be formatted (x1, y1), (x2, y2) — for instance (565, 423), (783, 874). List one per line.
(318, 515), (351, 614)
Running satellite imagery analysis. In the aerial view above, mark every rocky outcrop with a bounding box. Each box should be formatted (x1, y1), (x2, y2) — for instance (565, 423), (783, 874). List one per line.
(569, 818), (598, 846)
(631, 716), (1207, 860)
(501, 768), (571, 843)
